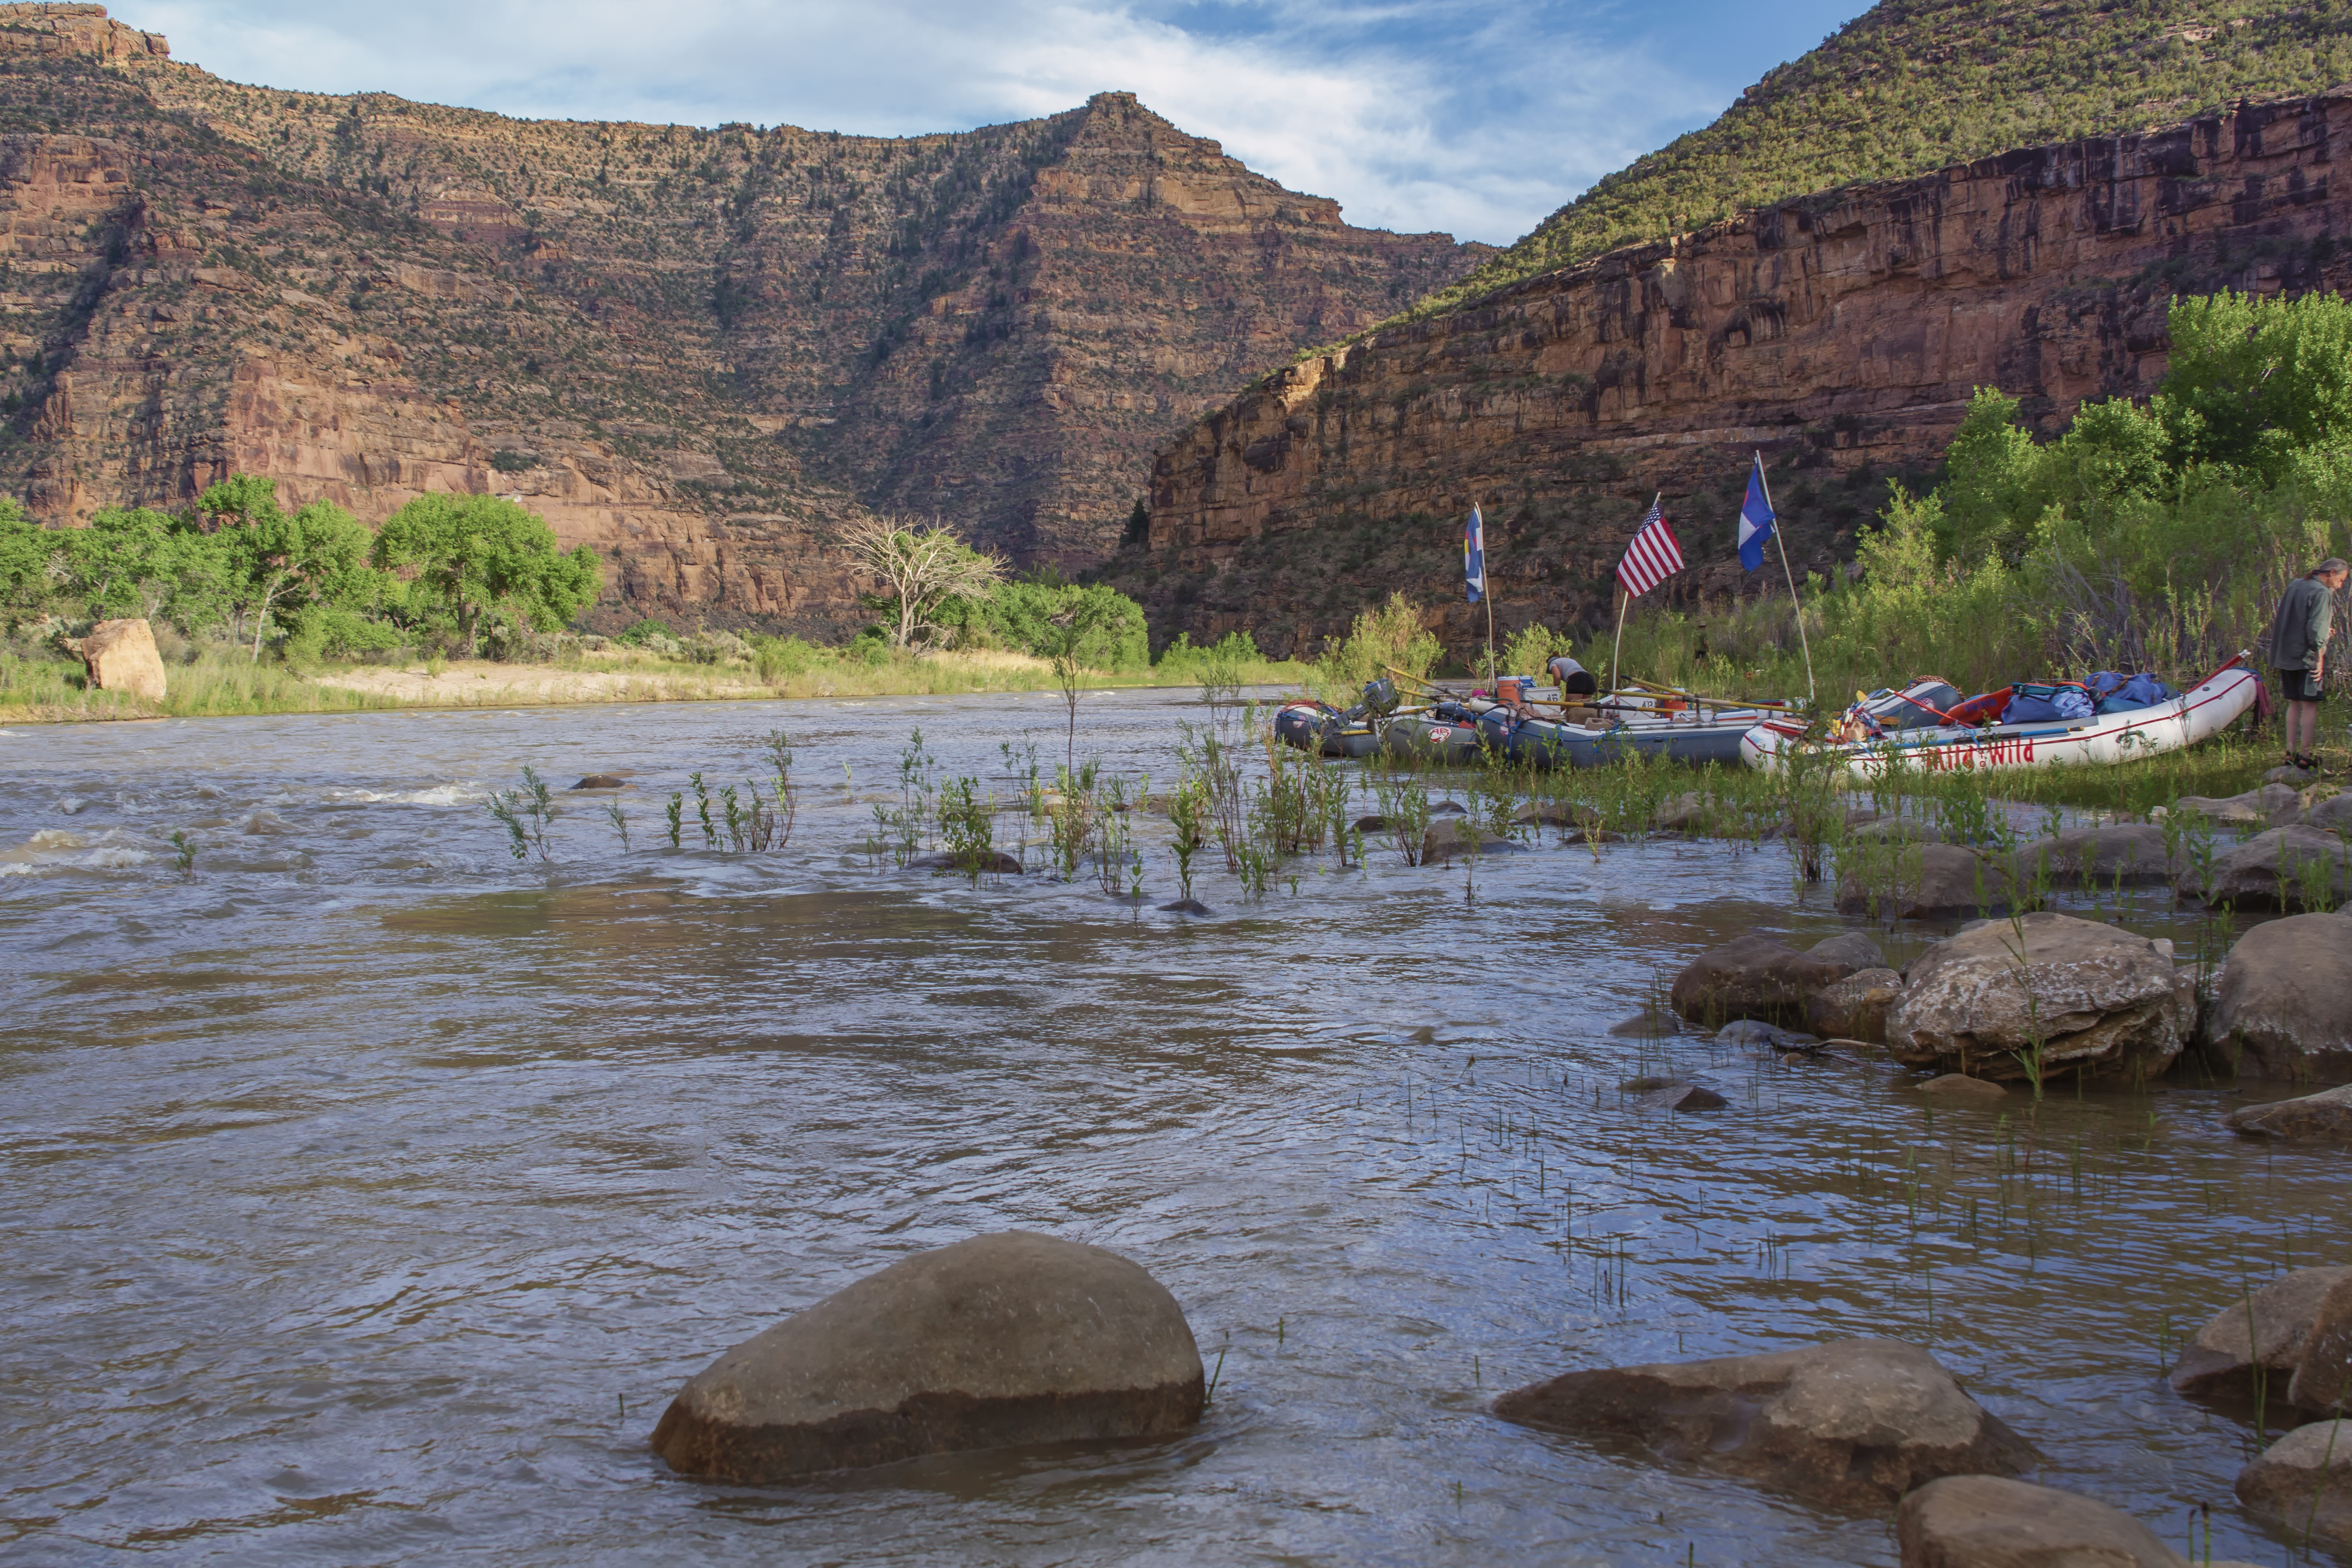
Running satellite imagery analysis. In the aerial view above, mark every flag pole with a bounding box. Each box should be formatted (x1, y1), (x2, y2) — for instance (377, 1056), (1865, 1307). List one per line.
(1609, 586), (1629, 696)
(1754, 454), (1816, 703)
(1610, 491), (1660, 695)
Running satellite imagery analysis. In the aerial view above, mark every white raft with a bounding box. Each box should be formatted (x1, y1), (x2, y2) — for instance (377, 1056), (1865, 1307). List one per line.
(1739, 656), (2262, 779)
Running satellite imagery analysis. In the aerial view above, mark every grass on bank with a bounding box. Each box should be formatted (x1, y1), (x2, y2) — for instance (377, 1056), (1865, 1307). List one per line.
(0, 637), (1311, 723)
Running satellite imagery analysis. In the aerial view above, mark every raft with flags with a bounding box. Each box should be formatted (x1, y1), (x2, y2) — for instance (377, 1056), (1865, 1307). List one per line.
(1738, 656), (2262, 777)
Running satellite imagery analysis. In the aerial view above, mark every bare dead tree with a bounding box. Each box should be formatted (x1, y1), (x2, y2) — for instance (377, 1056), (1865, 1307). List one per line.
(835, 513), (1007, 649)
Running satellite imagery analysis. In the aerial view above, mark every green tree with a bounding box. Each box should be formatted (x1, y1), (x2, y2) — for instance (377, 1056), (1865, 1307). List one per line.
(0, 499), (62, 618)
(370, 493), (602, 655)
(201, 477), (377, 660)
(2157, 288), (2352, 482)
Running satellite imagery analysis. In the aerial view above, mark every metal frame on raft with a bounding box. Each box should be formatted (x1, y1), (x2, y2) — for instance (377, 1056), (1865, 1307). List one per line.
(1272, 665), (1806, 770)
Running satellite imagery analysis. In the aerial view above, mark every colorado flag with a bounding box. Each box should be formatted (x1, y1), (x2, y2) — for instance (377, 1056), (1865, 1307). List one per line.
(1464, 504), (1486, 603)
(1738, 454), (1775, 571)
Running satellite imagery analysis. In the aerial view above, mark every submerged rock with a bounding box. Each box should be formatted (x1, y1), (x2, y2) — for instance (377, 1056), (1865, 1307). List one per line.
(571, 774), (629, 790)
(1896, 1474), (2191, 1568)
(1851, 816), (1948, 844)
(1887, 913), (2192, 1084)
(2179, 827), (2352, 913)
(1917, 1074), (2009, 1106)
(81, 617), (168, 701)
(2201, 914), (2352, 1083)
(650, 1232), (1203, 1483)
(1627, 1079), (1727, 1112)
(1492, 1337), (2035, 1508)
(1420, 819), (1524, 863)
(1806, 967), (1904, 1043)
(2237, 1420), (2352, 1548)
(2226, 1084), (2352, 1141)
(2168, 1265), (2352, 1401)
(1669, 935), (1857, 1028)
(906, 850), (1023, 875)
(1716, 1019), (1821, 1051)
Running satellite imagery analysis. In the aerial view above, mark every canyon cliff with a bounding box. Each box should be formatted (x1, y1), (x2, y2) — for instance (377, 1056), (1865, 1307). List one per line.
(1125, 90), (2352, 660)
(0, 4), (1482, 633)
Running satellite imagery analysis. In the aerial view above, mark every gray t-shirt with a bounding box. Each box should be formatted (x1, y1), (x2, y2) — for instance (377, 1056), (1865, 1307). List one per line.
(2271, 577), (2334, 671)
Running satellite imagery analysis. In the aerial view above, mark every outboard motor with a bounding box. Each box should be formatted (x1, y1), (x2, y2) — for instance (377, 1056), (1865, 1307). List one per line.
(1549, 655), (1598, 698)
(1362, 677), (1399, 718)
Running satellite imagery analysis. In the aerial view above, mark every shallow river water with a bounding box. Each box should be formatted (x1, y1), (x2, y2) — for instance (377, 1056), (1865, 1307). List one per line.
(3, 688), (2346, 1566)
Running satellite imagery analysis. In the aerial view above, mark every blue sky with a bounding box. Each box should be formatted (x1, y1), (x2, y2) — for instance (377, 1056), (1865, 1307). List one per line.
(139, 0), (1873, 245)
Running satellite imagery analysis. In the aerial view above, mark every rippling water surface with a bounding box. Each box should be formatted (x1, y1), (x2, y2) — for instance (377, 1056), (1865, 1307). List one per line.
(3, 690), (2345, 1566)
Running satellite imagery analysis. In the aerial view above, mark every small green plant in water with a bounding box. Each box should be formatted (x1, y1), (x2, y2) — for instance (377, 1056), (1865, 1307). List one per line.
(169, 830), (196, 882)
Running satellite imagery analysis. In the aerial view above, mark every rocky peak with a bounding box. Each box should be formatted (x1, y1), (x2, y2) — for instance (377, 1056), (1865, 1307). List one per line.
(0, 3), (168, 61)
(1041, 91), (1345, 231)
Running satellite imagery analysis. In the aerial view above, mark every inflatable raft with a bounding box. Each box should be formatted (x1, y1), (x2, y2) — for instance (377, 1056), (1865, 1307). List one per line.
(1739, 658), (2261, 778)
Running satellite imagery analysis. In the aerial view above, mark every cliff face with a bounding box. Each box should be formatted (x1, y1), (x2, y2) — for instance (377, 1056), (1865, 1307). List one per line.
(0, 5), (1482, 634)
(1129, 91), (2352, 659)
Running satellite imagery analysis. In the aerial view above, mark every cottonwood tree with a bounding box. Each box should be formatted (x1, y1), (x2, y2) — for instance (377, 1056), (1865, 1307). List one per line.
(200, 476), (374, 661)
(371, 493), (602, 655)
(837, 512), (1005, 648)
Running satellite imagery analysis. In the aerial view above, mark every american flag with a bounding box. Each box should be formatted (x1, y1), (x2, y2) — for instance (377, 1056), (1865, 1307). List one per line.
(1616, 500), (1683, 598)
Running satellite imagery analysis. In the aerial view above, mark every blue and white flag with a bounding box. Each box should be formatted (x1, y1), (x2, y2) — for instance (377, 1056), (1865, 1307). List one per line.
(1464, 504), (1486, 603)
(1738, 454), (1775, 572)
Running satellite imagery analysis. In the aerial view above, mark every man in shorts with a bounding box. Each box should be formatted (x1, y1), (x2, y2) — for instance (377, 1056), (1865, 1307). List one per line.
(2273, 557), (2348, 771)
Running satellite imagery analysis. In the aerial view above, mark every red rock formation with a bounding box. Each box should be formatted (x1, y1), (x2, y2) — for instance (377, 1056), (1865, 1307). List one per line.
(1132, 91), (2352, 659)
(0, 8), (1482, 635)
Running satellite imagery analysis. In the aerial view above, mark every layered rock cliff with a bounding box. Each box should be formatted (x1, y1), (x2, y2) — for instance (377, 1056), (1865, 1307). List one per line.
(1126, 90), (2352, 659)
(0, 4), (1483, 633)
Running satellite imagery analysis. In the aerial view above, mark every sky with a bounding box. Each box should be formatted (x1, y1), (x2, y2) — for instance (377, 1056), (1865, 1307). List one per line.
(135, 0), (1874, 246)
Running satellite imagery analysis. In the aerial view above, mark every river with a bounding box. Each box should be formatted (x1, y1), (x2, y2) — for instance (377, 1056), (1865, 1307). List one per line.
(2, 688), (2340, 1565)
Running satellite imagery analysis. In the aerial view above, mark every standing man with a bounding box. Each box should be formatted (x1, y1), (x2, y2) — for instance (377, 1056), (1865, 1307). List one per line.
(2273, 556), (2349, 772)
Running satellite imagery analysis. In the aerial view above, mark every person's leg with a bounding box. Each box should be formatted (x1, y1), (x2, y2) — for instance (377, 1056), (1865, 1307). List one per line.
(2288, 698), (2317, 761)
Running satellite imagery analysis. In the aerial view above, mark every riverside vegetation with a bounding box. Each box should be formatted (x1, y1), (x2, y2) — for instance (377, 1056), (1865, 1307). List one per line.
(0, 474), (1298, 720)
(1505, 288), (2352, 727)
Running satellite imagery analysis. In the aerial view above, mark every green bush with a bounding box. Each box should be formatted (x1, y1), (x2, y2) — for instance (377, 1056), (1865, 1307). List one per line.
(614, 618), (673, 648)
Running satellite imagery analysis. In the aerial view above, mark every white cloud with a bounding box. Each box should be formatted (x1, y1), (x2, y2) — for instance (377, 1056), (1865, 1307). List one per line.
(133, 0), (1737, 243)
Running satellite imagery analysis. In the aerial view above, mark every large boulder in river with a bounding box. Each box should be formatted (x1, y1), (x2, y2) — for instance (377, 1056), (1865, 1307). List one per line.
(649, 1232), (1203, 1482)
(2226, 1084), (2352, 1141)
(2005, 824), (2178, 890)
(2178, 827), (2352, 913)
(2237, 1420), (2352, 1548)
(1888, 913), (2194, 1083)
(2168, 1265), (2352, 1402)
(2201, 914), (2352, 1083)
(1838, 843), (2011, 920)
(1492, 1337), (2036, 1508)
(1896, 1475), (2191, 1567)
(1668, 935), (1856, 1027)
(80, 617), (167, 701)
